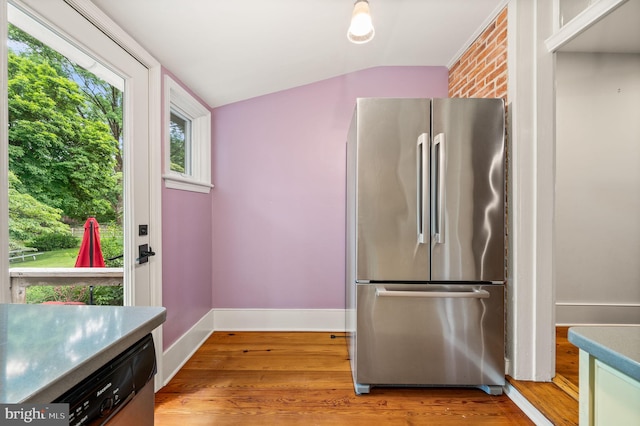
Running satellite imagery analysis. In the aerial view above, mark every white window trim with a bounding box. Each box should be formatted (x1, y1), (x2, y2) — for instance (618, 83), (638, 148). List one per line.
(163, 75), (212, 193)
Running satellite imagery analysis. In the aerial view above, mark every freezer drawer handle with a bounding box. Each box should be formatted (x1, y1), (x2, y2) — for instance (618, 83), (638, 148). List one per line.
(375, 288), (490, 299)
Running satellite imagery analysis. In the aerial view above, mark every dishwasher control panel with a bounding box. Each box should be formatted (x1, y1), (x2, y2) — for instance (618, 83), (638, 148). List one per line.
(53, 334), (156, 426)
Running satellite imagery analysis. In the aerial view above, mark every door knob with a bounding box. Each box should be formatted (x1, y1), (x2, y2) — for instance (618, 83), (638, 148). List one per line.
(138, 244), (156, 264)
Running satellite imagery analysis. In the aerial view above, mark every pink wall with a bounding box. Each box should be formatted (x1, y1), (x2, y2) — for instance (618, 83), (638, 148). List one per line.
(161, 68), (213, 348)
(211, 66), (448, 309)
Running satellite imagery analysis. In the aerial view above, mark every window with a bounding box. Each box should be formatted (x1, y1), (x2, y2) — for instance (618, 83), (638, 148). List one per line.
(163, 75), (212, 193)
(169, 109), (191, 175)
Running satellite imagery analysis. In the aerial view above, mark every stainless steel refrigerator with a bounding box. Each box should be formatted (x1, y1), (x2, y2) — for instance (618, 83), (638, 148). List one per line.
(346, 98), (506, 395)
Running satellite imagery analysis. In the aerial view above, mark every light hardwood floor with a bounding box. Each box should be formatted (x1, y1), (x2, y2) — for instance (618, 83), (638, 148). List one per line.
(555, 327), (579, 394)
(155, 332), (533, 425)
(506, 326), (580, 426)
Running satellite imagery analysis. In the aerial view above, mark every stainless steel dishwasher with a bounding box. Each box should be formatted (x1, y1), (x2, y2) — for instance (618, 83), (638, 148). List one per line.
(53, 334), (156, 425)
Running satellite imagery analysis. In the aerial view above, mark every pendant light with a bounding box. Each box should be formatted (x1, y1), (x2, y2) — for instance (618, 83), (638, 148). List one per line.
(347, 0), (375, 44)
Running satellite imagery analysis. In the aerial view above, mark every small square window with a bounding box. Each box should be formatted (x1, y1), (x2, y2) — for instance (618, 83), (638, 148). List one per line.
(163, 75), (212, 193)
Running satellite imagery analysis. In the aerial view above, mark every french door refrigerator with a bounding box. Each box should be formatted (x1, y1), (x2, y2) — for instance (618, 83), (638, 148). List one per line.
(346, 97), (506, 395)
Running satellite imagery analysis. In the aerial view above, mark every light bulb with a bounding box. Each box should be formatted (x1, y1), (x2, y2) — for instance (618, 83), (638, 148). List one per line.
(347, 0), (374, 44)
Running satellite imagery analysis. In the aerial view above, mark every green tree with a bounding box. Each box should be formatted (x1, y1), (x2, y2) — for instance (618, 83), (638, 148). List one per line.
(8, 171), (72, 248)
(169, 117), (187, 173)
(8, 25), (123, 152)
(7, 51), (120, 223)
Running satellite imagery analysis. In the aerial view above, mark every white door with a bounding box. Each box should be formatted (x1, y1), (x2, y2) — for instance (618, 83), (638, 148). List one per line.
(5, 0), (155, 307)
(3, 0), (164, 388)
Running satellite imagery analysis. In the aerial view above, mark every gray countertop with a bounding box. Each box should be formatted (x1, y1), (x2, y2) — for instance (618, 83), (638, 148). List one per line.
(568, 326), (640, 381)
(0, 304), (166, 403)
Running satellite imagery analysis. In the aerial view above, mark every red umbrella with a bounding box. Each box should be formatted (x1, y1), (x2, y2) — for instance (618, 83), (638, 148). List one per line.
(75, 217), (106, 267)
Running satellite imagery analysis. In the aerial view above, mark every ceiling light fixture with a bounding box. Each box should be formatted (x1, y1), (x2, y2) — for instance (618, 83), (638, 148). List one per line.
(347, 0), (375, 44)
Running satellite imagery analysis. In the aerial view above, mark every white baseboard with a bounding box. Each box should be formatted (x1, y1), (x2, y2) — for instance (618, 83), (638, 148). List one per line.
(162, 309), (214, 386)
(504, 383), (553, 426)
(556, 303), (640, 325)
(213, 308), (346, 331)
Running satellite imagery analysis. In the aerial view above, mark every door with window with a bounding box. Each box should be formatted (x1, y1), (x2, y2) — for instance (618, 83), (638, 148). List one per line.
(3, 0), (155, 306)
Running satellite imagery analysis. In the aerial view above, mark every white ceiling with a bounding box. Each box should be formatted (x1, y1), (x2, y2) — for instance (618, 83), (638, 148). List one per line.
(90, 0), (507, 108)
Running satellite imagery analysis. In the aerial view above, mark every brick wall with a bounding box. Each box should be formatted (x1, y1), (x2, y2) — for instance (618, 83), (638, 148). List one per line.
(448, 7), (507, 100)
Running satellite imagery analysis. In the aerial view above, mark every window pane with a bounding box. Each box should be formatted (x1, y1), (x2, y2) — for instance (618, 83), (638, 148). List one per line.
(169, 110), (192, 174)
(7, 13), (126, 305)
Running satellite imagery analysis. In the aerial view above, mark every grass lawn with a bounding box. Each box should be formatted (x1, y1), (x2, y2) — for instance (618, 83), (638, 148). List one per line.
(9, 248), (79, 268)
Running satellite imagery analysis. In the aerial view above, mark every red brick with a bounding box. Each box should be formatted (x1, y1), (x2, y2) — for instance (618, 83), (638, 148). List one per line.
(448, 6), (509, 99)
(475, 43), (498, 66)
(475, 84), (495, 98)
(496, 28), (507, 45)
(494, 74), (508, 88)
(485, 63), (507, 84)
(496, 8), (508, 26)
(457, 47), (477, 69)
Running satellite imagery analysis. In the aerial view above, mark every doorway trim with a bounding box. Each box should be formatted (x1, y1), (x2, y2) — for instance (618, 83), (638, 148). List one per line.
(0, 0), (8, 304)
(506, 0), (556, 381)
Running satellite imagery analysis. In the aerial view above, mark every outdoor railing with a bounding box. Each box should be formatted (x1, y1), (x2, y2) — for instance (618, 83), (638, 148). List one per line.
(9, 267), (124, 304)
(9, 248), (44, 262)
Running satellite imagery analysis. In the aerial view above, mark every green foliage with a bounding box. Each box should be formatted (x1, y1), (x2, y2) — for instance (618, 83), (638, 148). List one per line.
(8, 51), (120, 223)
(100, 234), (124, 268)
(90, 286), (124, 306)
(8, 171), (73, 247)
(8, 25), (123, 224)
(169, 114), (187, 173)
(8, 26), (123, 146)
(25, 284), (123, 306)
(29, 232), (79, 252)
(26, 285), (88, 304)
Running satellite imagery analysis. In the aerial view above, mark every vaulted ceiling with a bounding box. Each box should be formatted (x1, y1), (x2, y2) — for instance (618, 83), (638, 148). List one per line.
(90, 0), (507, 107)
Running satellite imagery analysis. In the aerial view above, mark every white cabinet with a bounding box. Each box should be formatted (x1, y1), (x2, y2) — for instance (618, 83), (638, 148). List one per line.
(578, 349), (640, 425)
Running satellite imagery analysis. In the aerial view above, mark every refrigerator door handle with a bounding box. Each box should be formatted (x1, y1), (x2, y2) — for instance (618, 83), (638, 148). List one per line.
(416, 133), (429, 244)
(376, 287), (490, 299)
(432, 133), (445, 244)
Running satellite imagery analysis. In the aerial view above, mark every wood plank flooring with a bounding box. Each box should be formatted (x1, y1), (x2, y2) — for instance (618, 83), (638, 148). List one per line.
(554, 327), (579, 395)
(155, 332), (534, 425)
(506, 327), (580, 426)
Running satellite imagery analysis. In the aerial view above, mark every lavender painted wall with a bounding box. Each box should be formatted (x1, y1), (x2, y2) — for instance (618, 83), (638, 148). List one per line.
(161, 68), (213, 348)
(212, 66), (448, 309)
